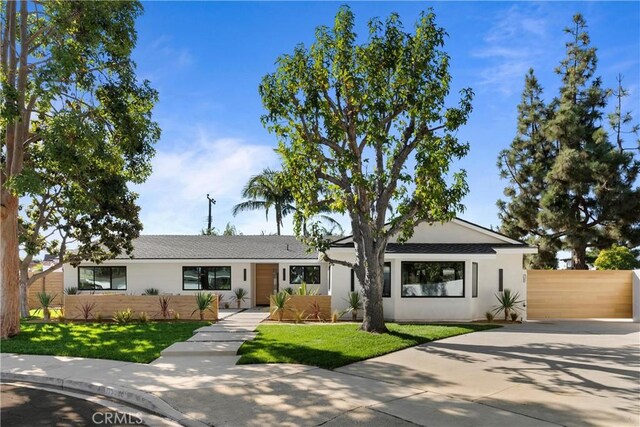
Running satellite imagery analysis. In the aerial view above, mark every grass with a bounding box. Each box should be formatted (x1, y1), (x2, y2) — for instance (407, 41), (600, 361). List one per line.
(238, 323), (499, 369)
(27, 308), (63, 319)
(0, 321), (209, 363)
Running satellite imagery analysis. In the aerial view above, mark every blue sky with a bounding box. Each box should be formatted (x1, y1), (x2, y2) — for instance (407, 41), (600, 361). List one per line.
(130, 1), (640, 236)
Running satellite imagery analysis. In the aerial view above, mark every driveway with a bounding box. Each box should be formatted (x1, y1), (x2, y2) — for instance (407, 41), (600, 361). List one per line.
(335, 320), (640, 427)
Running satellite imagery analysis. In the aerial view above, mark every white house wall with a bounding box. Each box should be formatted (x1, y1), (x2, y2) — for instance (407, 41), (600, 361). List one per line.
(64, 259), (329, 308)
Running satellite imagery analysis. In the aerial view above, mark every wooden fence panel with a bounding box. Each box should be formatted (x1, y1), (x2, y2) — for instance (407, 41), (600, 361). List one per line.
(269, 295), (332, 321)
(28, 271), (64, 309)
(527, 270), (632, 319)
(64, 294), (218, 321)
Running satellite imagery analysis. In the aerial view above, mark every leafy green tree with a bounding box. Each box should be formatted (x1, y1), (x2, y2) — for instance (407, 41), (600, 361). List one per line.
(594, 245), (640, 270)
(498, 14), (640, 270)
(1, 1), (158, 337)
(259, 7), (472, 332)
(497, 69), (560, 269)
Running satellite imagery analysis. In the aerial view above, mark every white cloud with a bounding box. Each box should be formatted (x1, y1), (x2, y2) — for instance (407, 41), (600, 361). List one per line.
(133, 127), (281, 235)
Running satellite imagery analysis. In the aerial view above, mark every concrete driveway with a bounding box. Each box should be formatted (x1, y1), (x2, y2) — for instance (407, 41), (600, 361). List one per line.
(335, 320), (640, 427)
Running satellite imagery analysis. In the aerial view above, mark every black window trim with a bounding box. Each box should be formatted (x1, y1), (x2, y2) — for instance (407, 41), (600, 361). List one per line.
(289, 265), (321, 285)
(350, 263), (392, 297)
(400, 261), (466, 298)
(77, 266), (127, 291)
(182, 266), (232, 291)
(498, 268), (504, 292)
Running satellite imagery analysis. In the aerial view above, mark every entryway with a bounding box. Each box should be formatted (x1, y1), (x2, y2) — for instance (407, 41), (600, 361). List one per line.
(255, 263), (278, 306)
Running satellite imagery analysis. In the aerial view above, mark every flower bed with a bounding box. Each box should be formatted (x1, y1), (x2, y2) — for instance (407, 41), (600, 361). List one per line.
(269, 295), (331, 321)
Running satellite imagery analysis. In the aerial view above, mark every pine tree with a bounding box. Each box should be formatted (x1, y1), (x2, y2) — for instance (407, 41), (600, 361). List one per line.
(497, 69), (559, 268)
(498, 14), (640, 269)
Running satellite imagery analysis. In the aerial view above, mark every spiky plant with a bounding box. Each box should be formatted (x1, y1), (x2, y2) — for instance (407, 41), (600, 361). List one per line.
(77, 302), (97, 321)
(233, 287), (248, 309)
(158, 296), (171, 319)
(270, 291), (290, 321)
(306, 300), (324, 322)
(64, 287), (78, 295)
(343, 291), (362, 322)
(34, 292), (57, 321)
(493, 289), (524, 321)
(192, 292), (215, 320)
(143, 288), (160, 295)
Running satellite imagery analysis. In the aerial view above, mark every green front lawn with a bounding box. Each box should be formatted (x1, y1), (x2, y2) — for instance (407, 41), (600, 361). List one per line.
(0, 321), (209, 363)
(238, 323), (499, 369)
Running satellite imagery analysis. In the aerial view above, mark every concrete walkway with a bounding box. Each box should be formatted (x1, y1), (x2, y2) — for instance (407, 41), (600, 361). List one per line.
(153, 308), (269, 367)
(1, 320), (638, 426)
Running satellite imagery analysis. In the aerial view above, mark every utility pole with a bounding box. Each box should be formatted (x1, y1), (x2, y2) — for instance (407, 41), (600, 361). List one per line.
(206, 194), (216, 234)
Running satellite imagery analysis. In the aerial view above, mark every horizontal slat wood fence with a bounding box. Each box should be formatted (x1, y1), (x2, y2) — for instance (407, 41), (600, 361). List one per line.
(28, 271), (64, 309)
(270, 295), (332, 321)
(64, 294), (218, 321)
(527, 270), (632, 319)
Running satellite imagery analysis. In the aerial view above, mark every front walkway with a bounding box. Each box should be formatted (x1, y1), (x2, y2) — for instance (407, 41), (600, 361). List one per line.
(1, 320), (638, 426)
(152, 308), (269, 367)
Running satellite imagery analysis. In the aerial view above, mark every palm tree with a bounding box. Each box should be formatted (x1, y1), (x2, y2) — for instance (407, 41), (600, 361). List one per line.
(232, 169), (296, 235)
(233, 168), (344, 236)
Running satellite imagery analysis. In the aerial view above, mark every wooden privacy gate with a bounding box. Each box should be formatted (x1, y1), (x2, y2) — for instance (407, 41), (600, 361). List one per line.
(527, 270), (633, 319)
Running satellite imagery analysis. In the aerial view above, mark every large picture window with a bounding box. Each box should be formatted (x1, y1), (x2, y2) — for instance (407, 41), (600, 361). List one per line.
(350, 263), (392, 297)
(401, 262), (465, 297)
(78, 266), (127, 290)
(183, 266), (232, 290)
(290, 265), (320, 284)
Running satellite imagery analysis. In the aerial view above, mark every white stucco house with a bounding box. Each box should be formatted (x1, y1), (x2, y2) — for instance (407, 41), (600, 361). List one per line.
(63, 218), (537, 320)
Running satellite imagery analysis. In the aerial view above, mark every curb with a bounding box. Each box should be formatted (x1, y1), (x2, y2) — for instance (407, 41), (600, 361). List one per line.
(1, 371), (209, 427)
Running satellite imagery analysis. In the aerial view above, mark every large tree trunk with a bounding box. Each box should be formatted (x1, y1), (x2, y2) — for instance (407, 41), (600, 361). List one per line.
(1, 193), (21, 338)
(572, 245), (588, 270)
(354, 230), (388, 333)
(19, 264), (30, 318)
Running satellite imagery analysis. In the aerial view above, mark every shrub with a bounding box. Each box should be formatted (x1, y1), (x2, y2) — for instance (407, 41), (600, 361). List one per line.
(64, 287), (78, 295)
(77, 302), (97, 321)
(143, 288), (160, 295)
(283, 287), (295, 295)
(173, 311), (180, 320)
(113, 308), (133, 324)
(493, 289), (524, 321)
(306, 300), (324, 322)
(485, 311), (494, 322)
(95, 313), (104, 322)
(331, 309), (345, 323)
(270, 292), (290, 322)
(510, 312), (519, 322)
(292, 309), (306, 324)
(192, 292), (215, 320)
(34, 292), (57, 322)
(158, 296), (171, 319)
(594, 245), (640, 270)
(233, 287), (248, 309)
(139, 311), (149, 323)
(343, 291), (362, 321)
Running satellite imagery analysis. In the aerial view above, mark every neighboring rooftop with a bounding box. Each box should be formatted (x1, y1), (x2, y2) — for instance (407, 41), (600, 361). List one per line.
(116, 235), (317, 260)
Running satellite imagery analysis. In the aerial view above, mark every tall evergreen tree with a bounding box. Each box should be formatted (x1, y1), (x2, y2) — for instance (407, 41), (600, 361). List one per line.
(497, 69), (559, 268)
(498, 14), (640, 270)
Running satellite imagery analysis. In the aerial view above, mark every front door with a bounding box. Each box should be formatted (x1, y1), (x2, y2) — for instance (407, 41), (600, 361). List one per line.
(255, 263), (278, 306)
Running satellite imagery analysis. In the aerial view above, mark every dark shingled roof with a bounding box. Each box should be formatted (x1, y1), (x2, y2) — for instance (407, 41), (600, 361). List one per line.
(116, 235), (318, 260)
(330, 243), (530, 254)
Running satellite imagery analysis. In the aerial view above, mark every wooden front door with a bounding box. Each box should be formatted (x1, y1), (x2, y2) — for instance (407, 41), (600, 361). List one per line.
(255, 263), (278, 306)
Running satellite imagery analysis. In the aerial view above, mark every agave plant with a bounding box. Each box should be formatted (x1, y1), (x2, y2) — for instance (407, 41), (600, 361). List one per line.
(143, 288), (160, 296)
(64, 287), (78, 295)
(344, 291), (362, 322)
(283, 287), (295, 295)
(296, 282), (319, 296)
(493, 289), (524, 321)
(34, 292), (57, 321)
(233, 287), (248, 309)
(270, 291), (290, 322)
(192, 292), (215, 320)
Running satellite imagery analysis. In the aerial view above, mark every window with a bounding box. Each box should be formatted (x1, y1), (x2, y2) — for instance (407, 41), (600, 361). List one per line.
(498, 269), (504, 292)
(78, 266), (127, 290)
(401, 262), (465, 297)
(350, 263), (391, 297)
(472, 262), (478, 298)
(182, 266), (231, 290)
(289, 265), (320, 284)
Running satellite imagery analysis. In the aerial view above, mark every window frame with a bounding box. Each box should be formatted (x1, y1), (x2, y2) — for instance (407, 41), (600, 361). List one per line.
(77, 266), (127, 291)
(400, 261), (466, 298)
(182, 266), (232, 291)
(289, 265), (321, 285)
(350, 263), (392, 297)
